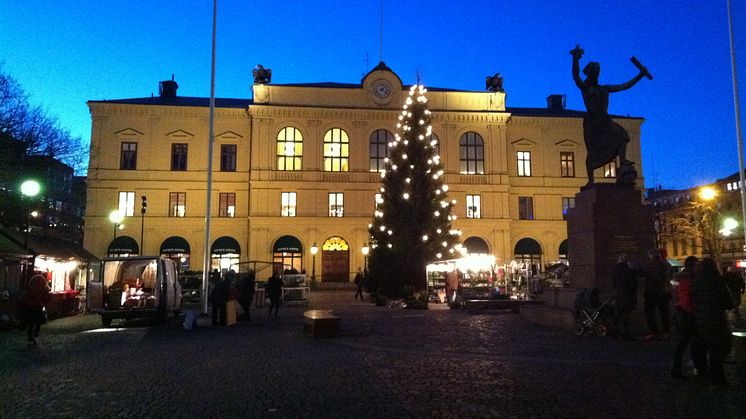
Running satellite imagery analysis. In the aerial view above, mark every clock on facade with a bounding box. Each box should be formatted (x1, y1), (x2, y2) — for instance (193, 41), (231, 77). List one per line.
(373, 79), (392, 99)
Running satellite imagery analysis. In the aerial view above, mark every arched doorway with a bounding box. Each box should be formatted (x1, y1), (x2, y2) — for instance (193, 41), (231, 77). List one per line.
(273, 235), (303, 273)
(514, 237), (542, 276)
(559, 239), (569, 262)
(108, 236), (139, 257)
(463, 236), (490, 255)
(321, 236), (349, 282)
(211, 236), (240, 272)
(160, 236), (191, 272)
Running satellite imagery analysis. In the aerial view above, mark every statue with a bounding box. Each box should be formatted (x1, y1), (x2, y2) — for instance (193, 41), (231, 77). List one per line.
(486, 73), (504, 92)
(570, 45), (651, 185)
(253, 64), (272, 84)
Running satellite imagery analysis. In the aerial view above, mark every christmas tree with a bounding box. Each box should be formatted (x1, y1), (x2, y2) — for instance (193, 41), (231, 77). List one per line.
(368, 84), (460, 296)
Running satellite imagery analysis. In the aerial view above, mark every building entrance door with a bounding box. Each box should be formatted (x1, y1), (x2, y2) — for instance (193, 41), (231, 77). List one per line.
(321, 236), (349, 282)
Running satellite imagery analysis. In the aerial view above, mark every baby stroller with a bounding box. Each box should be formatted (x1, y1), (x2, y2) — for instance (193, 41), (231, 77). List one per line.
(572, 288), (614, 336)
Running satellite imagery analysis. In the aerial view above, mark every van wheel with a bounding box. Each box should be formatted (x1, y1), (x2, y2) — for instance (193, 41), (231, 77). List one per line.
(101, 317), (112, 327)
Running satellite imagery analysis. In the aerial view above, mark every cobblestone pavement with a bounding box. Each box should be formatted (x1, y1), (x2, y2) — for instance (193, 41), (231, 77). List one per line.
(2, 291), (745, 418)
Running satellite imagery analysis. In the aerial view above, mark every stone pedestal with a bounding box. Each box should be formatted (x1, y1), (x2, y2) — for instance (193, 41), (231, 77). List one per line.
(567, 183), (655, 294)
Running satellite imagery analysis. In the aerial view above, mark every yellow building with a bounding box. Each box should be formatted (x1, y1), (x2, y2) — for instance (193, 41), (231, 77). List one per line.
(84, 63), (644, 281)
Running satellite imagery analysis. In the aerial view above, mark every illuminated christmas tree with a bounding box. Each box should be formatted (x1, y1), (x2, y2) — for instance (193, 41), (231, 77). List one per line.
(368, 84), (460, 296)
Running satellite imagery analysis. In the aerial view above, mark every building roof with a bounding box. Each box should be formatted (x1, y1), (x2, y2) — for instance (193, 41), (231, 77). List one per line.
(88, 96), (251, 108)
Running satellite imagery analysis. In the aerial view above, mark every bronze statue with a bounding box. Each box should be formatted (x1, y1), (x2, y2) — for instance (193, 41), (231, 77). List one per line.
(486, 73), (504, 92)
(253, 64), (272, 84)
(571, 45), (651, 185)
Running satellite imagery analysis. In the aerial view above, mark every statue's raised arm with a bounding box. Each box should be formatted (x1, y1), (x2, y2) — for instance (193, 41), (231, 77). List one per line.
(570, 45), (585, 90)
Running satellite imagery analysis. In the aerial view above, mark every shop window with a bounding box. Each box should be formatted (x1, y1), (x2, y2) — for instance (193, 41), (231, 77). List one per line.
(466, 194), (481, 219)
(219, 193), (235, 218)
(329, 192), (344, 217)
(517, 151), (531, 176)
(518, 196), (534, 220)
(120, 142), (137, 170)
(171, 143), (188, 171)
(369, 129), (393, 172)
(560, 152), (575, 177)
(221, 144), (237, 172)
(169, 192), (186, 217)
(562, 197), (575, 220)
(323, 128), (349, 172)
(118, 191), (135, 216)
(459, 132), (484, 174)
(277, 127), (303, 171)
(281, 192), (297, 217)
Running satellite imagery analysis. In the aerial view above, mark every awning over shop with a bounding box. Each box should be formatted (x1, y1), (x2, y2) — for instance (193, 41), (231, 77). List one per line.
(0, 229), (31, 259)
(211, 236), (240, 255)
(160, 236), (190, 254)
(273, 235), (302, 253)
(463, 236), (489, 254)
(108, 236), (139, 254)
(515, 238), (542, 255)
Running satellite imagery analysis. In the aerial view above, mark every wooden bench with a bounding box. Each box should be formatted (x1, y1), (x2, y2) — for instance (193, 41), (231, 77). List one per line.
(303, 310), (341, 338)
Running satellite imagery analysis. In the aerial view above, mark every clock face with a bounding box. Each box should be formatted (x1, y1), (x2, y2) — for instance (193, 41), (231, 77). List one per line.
(373, 80), (392, 98)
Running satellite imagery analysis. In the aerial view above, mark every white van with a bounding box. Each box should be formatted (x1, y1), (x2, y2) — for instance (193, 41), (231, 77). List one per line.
(87, 256), (182, 327)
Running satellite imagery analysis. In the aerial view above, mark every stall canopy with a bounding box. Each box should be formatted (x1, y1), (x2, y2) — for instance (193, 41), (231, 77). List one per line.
(108, 236), (139, 255)
(160, 236), (190, 254)
(273, 235), (302, 253)
(211, 236), (240, 255)
(463, 236), (489, 254)
(514, 238), (542, 254)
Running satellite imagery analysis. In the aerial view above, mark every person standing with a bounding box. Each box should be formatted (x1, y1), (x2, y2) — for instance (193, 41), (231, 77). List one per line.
(266, 270), (283, 319)
(693, 257), (735, 386)
(671, 256), (706, 380)
(24, 273), (50, 348)
(611, 254), (637, 340)
(642, 249), (673, 339)
(354, 267), (364, 301)
(723, 266), (744, 320)
(238, 272), (256, 321)
(445, 266), (459, 306)
(209, 272), (229, 326)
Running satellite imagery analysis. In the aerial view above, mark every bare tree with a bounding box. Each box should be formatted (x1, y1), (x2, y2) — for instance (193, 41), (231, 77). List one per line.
(669, 200), (724, 262)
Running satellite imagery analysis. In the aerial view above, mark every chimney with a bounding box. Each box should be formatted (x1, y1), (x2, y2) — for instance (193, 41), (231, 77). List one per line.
(546, 94), (566, 112)
(159, 74), (178, 98)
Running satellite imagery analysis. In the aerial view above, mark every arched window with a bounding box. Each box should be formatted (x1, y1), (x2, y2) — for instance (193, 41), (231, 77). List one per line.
(369, 129), (393, 172)
(323, 128), (349, 172)
(276, 127), (303, 171)
(459, 132), (484, 174)
(431, 133), (441, 157)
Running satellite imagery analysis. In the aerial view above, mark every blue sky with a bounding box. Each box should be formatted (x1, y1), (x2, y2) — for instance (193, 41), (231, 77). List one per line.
(1, 1), (745, 189)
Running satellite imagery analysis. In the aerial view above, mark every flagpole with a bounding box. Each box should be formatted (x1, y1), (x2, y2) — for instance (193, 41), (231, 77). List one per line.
(727, 0), (746, 250)
(201, 0), (217, 315)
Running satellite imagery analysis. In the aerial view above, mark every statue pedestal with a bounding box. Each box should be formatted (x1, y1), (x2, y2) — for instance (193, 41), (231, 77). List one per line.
(567, 183), (655, 294)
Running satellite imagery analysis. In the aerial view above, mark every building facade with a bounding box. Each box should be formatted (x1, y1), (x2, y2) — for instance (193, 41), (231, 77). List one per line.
(84, 63), (644, 281)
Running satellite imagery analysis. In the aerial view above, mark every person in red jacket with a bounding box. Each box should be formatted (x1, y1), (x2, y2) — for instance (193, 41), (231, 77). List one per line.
(671, 256), (706, 380)
(24, 273), (51, 348)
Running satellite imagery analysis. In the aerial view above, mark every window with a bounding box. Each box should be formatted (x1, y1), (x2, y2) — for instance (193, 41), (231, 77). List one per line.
(466, 194), (481, 219)
(562, 197), (575, 220)
(220, 144), (237, 172)
(517, 151), (532, 176)
(281, 192), (296, 217)
(276, 127), (303, 171)
(369, 129), (393, 172)
(169, 192), (186, 217)
(120, 142), (137, 170)
(560, 152), (575, 177)
(459, 132), (484, 174)
(323, 128), (349, 172)
(171, 143), (188, 171)
(431, 133), (441, 157)
(118, 191), (135, 216)
(603, 159), (617, 178)
(518, 196), (534, 220)
(219, 193), (235, 218)
(328, 193), (344, 217)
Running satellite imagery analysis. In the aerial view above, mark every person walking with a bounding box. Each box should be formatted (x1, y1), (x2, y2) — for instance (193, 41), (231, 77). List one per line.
(611, 253), (637, 340)
(209, 272), (230, 326)
(693, 257), (735, 386)
(642, 249), (673, 340)
(266, 270), (283, 319)
(671, 256), (706, 380)
(354, 267), (364, 301)
(24, 273), (50, 348)
(238, 271), (256, 321)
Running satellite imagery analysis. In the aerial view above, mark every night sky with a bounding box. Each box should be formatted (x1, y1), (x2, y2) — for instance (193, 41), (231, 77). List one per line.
(2, 1), (745, 190)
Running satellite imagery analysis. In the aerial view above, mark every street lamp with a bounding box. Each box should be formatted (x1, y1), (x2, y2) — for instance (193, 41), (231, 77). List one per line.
(109, 210), (124, 242)
(699, 186), (717, 202)
(361, 242), (370, 272)
(20, 180), (40, 252)
(310, 242), (318, 284)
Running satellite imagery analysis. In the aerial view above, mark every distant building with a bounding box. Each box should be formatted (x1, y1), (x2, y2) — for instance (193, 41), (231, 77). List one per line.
(84, 63), (644, 281)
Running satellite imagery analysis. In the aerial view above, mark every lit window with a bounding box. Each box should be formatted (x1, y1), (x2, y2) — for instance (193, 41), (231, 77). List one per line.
(118, 191), (135, 216)
(562, 197), (575, 220)
(517, 151), (532, 176)
(276, 127), (303, 171)
(171, 143), (188, 171)
(323, 128), (349, 172)
(221, 144), (237, 172)
(120, 142), (137, 170)
(369, 129), (393, 172)
(431, 133), (441, 156)
(281, 192), (297, 217)
(219, 193), (235, 218)
(466, 194), (481, 219)
(603, 159), (617, 178)
(375, 193), (383, 209)
(518, 196), (534, 220)
(329, 192), (344, 217)
(560, 152), (574, 177)
(459, 132), (484, 174)
(169, 192), (186, 217)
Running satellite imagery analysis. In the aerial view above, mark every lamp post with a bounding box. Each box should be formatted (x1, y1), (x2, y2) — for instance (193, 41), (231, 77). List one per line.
(310, 242), (318, 284)
(361, 242), (370, 272)
(109, 210), (124, 243)
(20, 180), (40, 252)
(140, 195), (147, 254)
